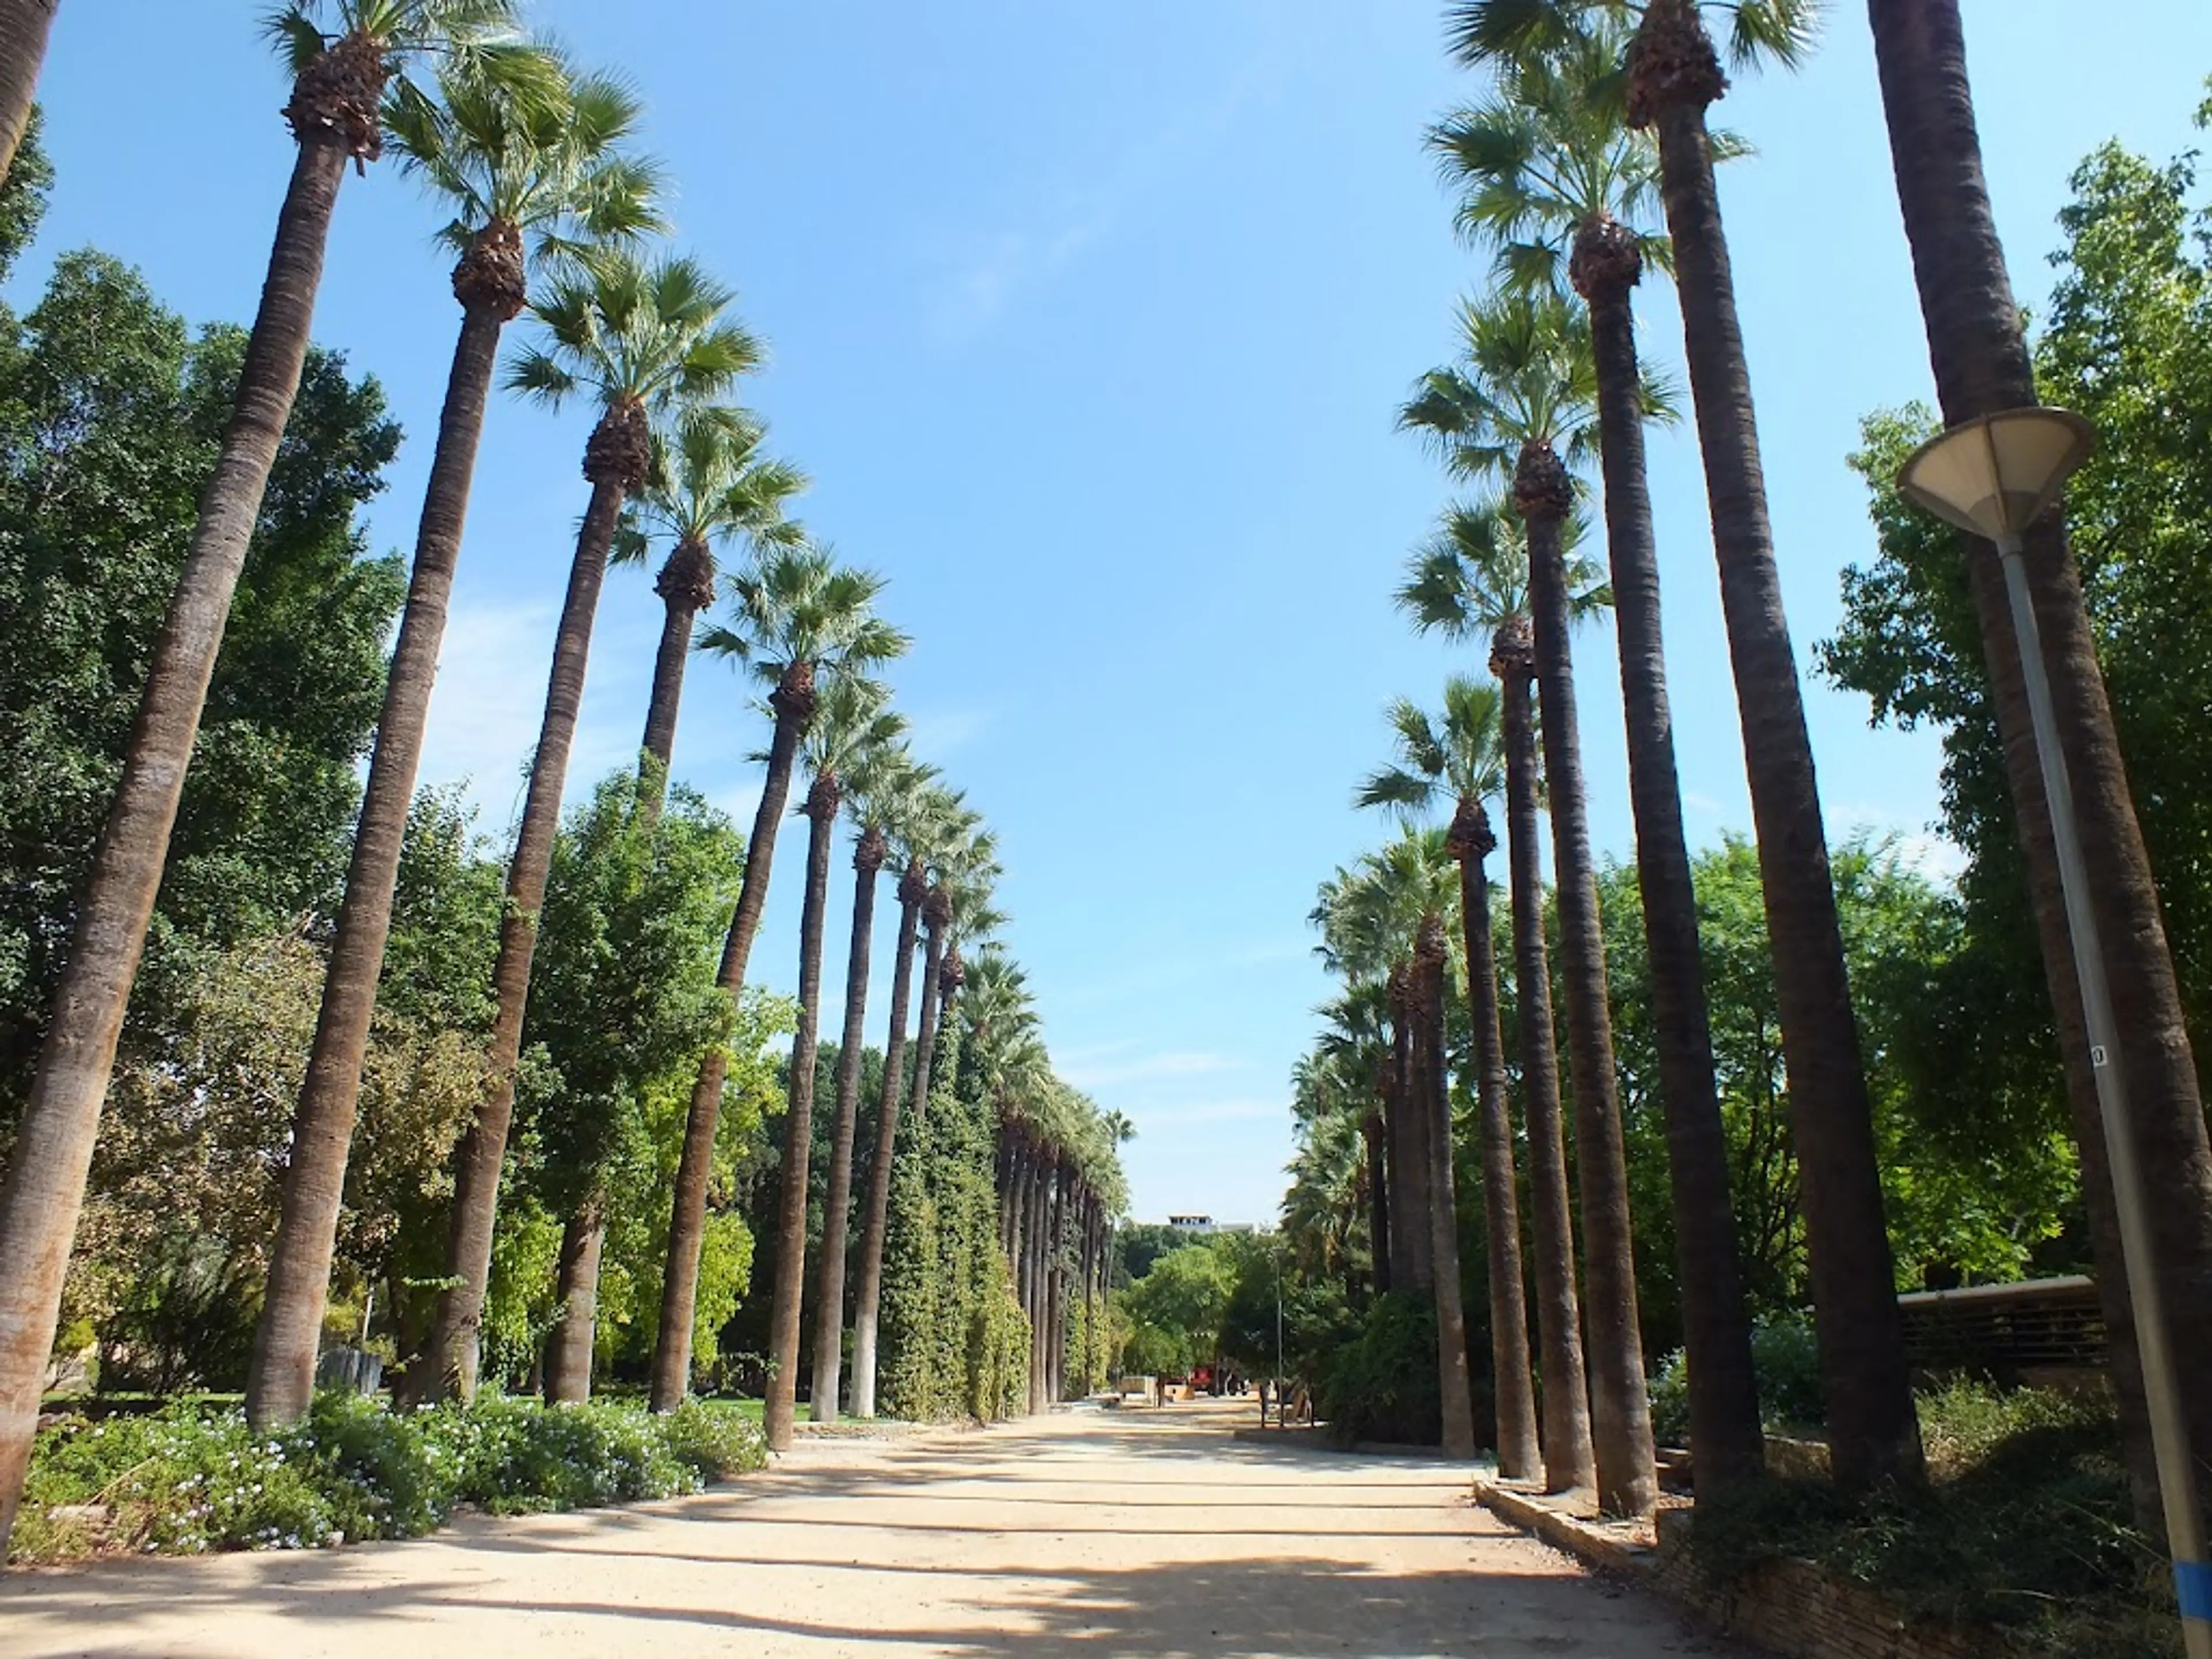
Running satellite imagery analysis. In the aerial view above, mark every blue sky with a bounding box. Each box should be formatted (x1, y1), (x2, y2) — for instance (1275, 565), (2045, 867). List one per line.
(18, 3), (2212, 1228)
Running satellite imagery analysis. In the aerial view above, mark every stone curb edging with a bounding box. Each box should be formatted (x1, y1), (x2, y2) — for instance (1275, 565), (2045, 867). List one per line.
(1476, 1479), (1658, 1575)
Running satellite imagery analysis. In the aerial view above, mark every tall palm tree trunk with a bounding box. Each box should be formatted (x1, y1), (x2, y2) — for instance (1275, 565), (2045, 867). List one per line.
(1028, 1160), (1050, 1414)
(808, 827), (885, 1421)
(1401, 970), (1437, 1298)
(1450, 801), (1540, 1480)
(1629, 0), (1921, 1491)
(764, 775), (839, 1450)
(1416, 916), (1479, 1459)
(639, 537), (715, 797)
(0, 67), (369, 1541)
(541, 1197), (604, 1405)
(650, 661), (815, 1411)
(0, 0), (56, 185)
(249, 222), (527, 1430)
(427, 400), (647, 1402)
(1493, 622), (1597, 1494)
(904, 896), (950, 1128)
(1361, 1105), (1392, 1298)
(1385, 971), (1434, 1294)
(1870, 0), (2212, 1528)
(1520, 453), (1657, 1518)
(1573, 221), (1764, 1497)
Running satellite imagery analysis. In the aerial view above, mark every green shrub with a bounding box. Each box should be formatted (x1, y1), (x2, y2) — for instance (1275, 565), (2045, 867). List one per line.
(1681, 1384), (2169, 1656)
(1316, 1292), (1440, 1447)
(1649, 1311), (1828, 1445)
(16, 1404), (339, 1560)
(9, 1391), (768, 1565)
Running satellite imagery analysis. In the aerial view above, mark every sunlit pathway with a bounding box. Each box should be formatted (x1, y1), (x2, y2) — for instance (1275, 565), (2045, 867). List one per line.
(0, 1397), (1740, 1658)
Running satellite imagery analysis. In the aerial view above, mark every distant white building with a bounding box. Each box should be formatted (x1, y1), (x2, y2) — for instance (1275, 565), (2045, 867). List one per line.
(1162, 1215), (1259, 1236)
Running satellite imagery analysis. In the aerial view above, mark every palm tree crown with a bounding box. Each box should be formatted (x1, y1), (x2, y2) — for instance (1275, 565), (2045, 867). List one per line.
(1443, 0), (1819, 81)
(1399, 499), (1608, 643)
(702, 543), (910, 703)
(1357, 678), (1507, 825)
(507, 248), (763, 491)
(385, 52), (664, 284)
(267, 0), (541, 166)
(1430, 13), (1675, 294)
(631, 405), (806, 566)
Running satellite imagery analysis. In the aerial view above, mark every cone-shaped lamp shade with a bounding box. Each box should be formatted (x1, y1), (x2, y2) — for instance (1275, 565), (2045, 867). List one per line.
(1895, 407), (2096, 542)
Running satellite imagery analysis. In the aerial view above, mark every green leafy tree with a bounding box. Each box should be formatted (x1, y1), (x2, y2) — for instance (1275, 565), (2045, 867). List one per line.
(525, 774), (745, 1403)
(1825, 100), (2212, 1522)
(1118, 1244), (1237, 1378)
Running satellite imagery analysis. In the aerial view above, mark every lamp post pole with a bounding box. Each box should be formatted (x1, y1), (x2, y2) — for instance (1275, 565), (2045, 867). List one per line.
(1991, 530), (2210, 1654)
(1899, 407), (2208, 1653)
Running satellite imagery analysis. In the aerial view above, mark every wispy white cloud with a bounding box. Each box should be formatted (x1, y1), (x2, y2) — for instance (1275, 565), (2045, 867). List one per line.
(1058, 1050), (1242, 1090)
(904, 706), (996, 762)
(414, 596), (654, 834)
(922, 70), (1262, 347)
(1137, 1096), (1285, 1129)
(929, 212), (1115, 346)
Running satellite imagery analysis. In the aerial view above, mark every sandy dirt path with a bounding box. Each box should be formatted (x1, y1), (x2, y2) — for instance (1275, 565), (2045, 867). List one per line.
(0, 1397), (1741, 1658)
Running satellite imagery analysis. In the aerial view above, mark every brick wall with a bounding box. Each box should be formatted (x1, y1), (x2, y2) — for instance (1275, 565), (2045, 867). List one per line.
(1646, 1511), (2013, 1659)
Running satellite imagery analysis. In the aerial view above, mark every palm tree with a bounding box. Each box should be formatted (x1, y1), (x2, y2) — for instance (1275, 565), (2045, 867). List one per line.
(1453, 0), (1919, 1495)
(760, 679), (904, 1450)
(421, 248), (762, 1402)
(810, 749), (933, 1422)
(249, 48), (660, 1431)
(1357, 679), (1540, 1479)
(1628, 0), (1922, 1491)
(1313, 833), (1473, 1453)
(0, 0), (56, 185)
(627, 404), (806, 798)
(1415, 289), (1654, 1516)
(1434, 20), (1763, 1493)
(1314, 984), (1396, 1298)
(1869, 0), (2212, 1529)
(1398, 499), (1597, 1495)
(651, 545), (907, 1411)
(1312, 857), (1430, 1297)
(913, 819), (1003, 1125)
(849, 782), (969, 1418)
(0, 0), (524, 1542)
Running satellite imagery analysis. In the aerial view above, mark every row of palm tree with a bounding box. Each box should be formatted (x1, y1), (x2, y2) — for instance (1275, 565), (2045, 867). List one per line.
(0, 2), (1124, 1553)
(1301, 0), (2212, 1546)
(1300, 0), (1891, 1520)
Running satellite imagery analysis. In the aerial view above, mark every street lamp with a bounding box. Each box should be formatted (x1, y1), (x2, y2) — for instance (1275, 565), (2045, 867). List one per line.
(1898, 406), (2211, 1658)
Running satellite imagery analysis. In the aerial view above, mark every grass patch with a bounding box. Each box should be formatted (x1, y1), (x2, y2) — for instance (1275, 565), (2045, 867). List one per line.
(12, 1391), (767, 1565)
(1682, 1381), (2178, 1658)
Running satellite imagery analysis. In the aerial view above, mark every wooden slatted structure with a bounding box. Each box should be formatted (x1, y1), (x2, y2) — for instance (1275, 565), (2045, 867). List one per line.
(1896, 1275), (2107, 1376)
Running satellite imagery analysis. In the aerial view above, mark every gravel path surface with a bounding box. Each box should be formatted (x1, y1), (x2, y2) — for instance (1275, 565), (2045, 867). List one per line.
(0, 1397), (1740, 1657)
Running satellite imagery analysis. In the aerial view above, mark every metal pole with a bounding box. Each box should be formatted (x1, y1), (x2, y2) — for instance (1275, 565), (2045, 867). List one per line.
(1997, 533), (2212, 1656)
(1275, 1247), (1285, 1428)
